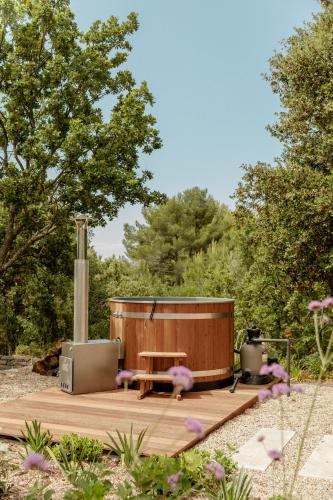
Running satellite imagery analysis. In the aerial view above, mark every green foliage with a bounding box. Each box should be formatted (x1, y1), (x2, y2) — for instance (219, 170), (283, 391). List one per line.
(15, 342), (44, 357)
(234, 162), (333, 357)
(211, 472), (252, 500)
(266, 3), (333, 171)
(213, 450), (238, 478)
(124, 187), (233, 285)
(128, 449), (239, 498)
(48, 444), (82, 485)
(52, 433), (104, 463)
(24, 481), (55, 500)
(130, 454), (192, 497)
(106, 425), (147, 467)
(63, 468), (112, 500)
(19, 420), (53, 457)
(0, 455), (12, 497)
(0, 0), (163, 282)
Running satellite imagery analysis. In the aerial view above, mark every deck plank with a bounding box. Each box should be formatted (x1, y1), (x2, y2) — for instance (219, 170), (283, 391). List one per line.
(0, 382), (271, 456)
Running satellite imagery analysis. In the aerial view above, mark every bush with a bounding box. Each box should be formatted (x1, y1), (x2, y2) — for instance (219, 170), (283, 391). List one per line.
(52, 434), (104, 463)
(19, 420), (53, 457)
(15, 342), (44, 358)
(129, 449), (238, 497)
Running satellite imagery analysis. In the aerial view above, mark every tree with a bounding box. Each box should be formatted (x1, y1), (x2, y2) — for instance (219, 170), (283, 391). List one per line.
(234, 162), (333, 353)
(266, 2), (333, 171)
(0, 0), (163, 277)
(124, 187), (234, 285)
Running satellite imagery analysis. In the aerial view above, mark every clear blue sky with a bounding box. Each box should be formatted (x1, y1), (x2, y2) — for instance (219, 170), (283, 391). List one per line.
(71, 0), (320, 258)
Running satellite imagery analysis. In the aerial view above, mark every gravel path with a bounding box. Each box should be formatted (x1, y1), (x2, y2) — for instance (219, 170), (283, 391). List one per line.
(1, 368), (332, 498)
(198, 383), (333, 499)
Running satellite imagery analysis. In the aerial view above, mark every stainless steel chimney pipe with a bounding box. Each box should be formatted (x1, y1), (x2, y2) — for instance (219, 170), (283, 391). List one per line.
(73, 216), (89, 343)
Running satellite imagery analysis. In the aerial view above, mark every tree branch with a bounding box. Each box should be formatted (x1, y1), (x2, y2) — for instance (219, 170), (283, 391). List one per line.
(0, 111), (9, 172)
(0, 222), (57, 273)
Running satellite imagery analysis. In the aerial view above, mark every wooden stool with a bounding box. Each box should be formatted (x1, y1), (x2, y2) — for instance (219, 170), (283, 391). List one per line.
(134, 351), (187, 400)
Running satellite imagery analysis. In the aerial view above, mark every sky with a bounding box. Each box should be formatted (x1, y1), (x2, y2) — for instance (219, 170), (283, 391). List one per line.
(71, 0), (320, 258)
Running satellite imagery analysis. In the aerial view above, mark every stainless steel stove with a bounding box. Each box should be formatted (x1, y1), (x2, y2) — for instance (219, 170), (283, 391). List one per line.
(59, 216), (122, 395)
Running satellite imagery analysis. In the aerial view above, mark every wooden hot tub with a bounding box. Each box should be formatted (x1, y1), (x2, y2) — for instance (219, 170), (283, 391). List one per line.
(110, 297), (234, 389)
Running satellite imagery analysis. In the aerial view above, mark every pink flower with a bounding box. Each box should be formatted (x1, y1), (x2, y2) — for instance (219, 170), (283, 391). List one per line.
(322, 297), (333, 308)
(272, 383), (290, 396)
(205, 461), (224, 480)
(260, 363), (289, 380)
(257, 433), (265, 442)
(185, 417), (205, 438)
(167, 471), (183, 490)
(270, 363), (289, 380)
(292, 383), (304, 393)
(267, 448), (282, 460)
(115, 370), (133, 386)
(308, 300), (323, 312)
(259, 364), (271, 375)
(23, 453), (50, 471)
(258, 389), (272, 402)
(168, 366), (193, 391)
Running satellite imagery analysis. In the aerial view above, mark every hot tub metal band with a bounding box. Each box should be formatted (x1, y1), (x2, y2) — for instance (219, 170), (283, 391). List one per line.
(111, 311), (233, 320)
(129, 367), (232, 377)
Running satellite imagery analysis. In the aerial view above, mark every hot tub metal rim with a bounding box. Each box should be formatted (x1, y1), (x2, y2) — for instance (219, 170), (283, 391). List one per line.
(110, 296), (235, 304)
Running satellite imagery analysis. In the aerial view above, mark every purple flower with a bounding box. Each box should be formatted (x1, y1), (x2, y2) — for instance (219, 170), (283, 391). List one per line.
(23, 453), (50, 471)
(205, 461), (225, 480)
(308, 300), (323, 312)
(168, 366), (193, 391)
(259, 364), (271, 375)
(115, 370), (133, 386)
(167, 471), (183, 490)
(267, 448), (282, 461)
(272, 383), (290, 396)
(270, 363), (289, 380)
(322, 297), (333, 309)
(185, 417), (205, 439)
(292, 383), (304, 393)
(258, 389), (272, 402)
(257, 433), (265, 442)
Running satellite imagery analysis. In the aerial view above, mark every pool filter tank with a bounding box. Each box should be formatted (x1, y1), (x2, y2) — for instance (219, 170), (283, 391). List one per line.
(59, 215), (122, 394)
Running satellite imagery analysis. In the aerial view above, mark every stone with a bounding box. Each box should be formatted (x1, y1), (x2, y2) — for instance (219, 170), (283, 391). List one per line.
(232, 427), (295, 471)
(299, 435), (333, 480)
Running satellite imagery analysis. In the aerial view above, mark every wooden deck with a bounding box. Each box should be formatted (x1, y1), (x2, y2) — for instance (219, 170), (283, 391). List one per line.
(0, 384), (268, 456)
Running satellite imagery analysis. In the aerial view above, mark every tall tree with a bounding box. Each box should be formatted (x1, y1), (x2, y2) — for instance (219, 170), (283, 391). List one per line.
(234, 162), (333, 351)
(0, 0), (163, 277)
(124, 187), (233, 285)
(266, 2), (333, 171)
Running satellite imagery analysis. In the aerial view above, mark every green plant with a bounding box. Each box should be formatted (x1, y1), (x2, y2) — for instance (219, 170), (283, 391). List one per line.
(24, 481), (55, 500)
(106, 425), (147, 467)
(213, 450), (238, 478)
(212, 472), (252, 500)
(0, 445), (16, 498)
(52, 434), (104, 463)
(15, 343), (44, 358)
(130, 454), (192, 497)
(179, 449), (211, 485)
(301, 352), (332, 377)
(63, 468), (112, 500)
(19, 420), (53, 457)
(47, 443), (82, 485)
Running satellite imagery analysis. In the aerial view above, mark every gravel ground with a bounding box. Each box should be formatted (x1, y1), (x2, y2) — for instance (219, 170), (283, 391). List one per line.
(198, 383), (333, 499)
(1, 367), (332, 499)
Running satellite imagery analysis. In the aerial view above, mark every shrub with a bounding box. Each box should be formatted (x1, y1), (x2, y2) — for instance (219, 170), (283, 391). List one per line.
(105, 425), (147, 466)
(15, 342), (44, 358)
(130, 454), (191, 497)
(19, 420), (53, 457)
(52, 433), (104, 463)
